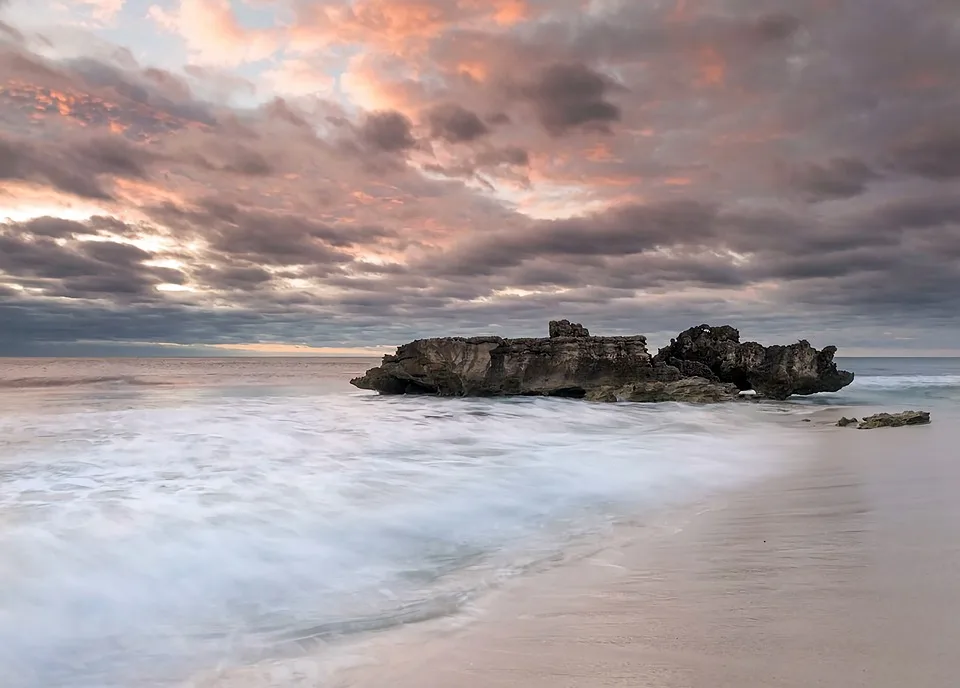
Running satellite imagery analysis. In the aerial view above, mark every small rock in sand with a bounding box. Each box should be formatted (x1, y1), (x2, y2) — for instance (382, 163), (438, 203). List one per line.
(837, 417), (859, 427)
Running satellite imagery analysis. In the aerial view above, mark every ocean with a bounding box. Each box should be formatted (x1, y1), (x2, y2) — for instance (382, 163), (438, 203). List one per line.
(0, 356), (957, 688)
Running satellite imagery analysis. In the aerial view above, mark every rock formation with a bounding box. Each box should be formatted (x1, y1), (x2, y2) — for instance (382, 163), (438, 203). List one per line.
(653, 324), (854, 400)
(351, 320), (855, 403)
(837, 416), (859, 427)
(549, 319), (591, 338)
(856, 411), (931, 429)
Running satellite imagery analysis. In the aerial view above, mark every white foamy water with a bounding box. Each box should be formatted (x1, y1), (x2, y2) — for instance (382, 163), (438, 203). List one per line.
(0, 358), (849, 687)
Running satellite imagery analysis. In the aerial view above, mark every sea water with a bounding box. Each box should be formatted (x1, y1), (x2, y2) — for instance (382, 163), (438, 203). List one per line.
(0, 357), (955, 687)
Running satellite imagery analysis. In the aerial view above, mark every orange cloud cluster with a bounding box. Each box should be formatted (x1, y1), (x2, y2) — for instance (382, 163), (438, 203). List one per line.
(0, 80), (207, 138)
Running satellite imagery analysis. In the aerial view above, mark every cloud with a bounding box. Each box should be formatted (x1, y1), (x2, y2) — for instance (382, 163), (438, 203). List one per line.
(426, 103), (490, 143)
(888, 129), (960, 180)
(1, 0), (959, 354)
(0, 221), (185, 299)
(519, 63), (622, 136)
(78, 0), (126, 23)
(0, 20), (23, 43)
(789, 158), (877, 201)
(0, 136), (136, 199)
(261, 58), (335, 98)
(358, 110), (417, 152)
(148, 0), (281, 66)
(12, 216), (100, 238)
(192, 264), (273, 291)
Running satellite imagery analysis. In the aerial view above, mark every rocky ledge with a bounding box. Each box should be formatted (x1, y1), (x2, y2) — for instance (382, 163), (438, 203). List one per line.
(838, 411), (932, 429)
(351, 320), (855, 403)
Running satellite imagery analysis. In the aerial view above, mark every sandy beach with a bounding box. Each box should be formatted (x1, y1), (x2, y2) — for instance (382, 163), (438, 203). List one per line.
(334, 416), (959, 688)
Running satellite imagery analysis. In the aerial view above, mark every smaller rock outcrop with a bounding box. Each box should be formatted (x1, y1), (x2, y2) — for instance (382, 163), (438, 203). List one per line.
(549, 319), (590, 338)
(857, 411), (931, 429)
(654, 324), (854, 400)
(837, 416), (859, 427)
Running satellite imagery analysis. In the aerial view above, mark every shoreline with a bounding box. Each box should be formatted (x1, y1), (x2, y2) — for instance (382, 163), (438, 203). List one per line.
(328, 416), (958, 688)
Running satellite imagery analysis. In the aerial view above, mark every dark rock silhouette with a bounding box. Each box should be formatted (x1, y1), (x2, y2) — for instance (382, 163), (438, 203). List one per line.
(548, 319), (591, 338)
(653, 324), (854, 400)
(351, 321), (855, 402)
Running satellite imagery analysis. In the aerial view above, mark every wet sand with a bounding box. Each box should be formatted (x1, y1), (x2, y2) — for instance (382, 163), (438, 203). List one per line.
(335, 417), (960, 688)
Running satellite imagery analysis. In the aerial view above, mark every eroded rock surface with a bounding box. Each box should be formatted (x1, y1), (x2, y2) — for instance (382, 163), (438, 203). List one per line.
(586, 378), (740, 404)
(549, 319), (591, 338)
(857, 411), (931, 429)
(351, 320), (855, 402)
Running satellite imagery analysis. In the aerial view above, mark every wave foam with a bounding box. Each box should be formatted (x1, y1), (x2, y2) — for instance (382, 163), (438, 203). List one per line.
(0, 393), (806, 687)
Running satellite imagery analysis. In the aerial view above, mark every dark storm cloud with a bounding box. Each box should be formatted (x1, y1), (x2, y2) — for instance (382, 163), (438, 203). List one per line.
(0, 137), (112, 199)
(10, 216), (96, 238)
(429, 200), (717, 276)
(0, 129), (156, 199)
(359, 110), (416, 152)
(146, 200), (395, 267)
(863, 195), (960, 235)
(74, 135), (154, 178)
(3, 215), (151, 241)
(520, 63), (622, 136)
(789, 158), (877, 201)
(887, 129), (960, 180)
(192, 265), (274, 291)
(0, 223), (186, 299)
(426, 103), (490, 143)
(392, 188), (960, 340)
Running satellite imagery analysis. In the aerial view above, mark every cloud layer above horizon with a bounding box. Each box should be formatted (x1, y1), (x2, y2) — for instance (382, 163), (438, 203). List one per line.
(0, 0), (958, 355)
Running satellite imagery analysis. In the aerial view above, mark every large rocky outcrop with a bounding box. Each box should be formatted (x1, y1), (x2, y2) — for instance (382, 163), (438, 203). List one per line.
(352, 330), (679, 398)
(351, 320), (855, 402)
(653, 324), (854, 400)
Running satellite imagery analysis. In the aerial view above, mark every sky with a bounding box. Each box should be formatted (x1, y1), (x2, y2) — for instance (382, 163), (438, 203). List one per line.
(0, 0), (958, 356)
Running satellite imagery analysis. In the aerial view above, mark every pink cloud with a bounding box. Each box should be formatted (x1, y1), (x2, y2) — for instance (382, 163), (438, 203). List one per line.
(148, 0), (281, 66)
